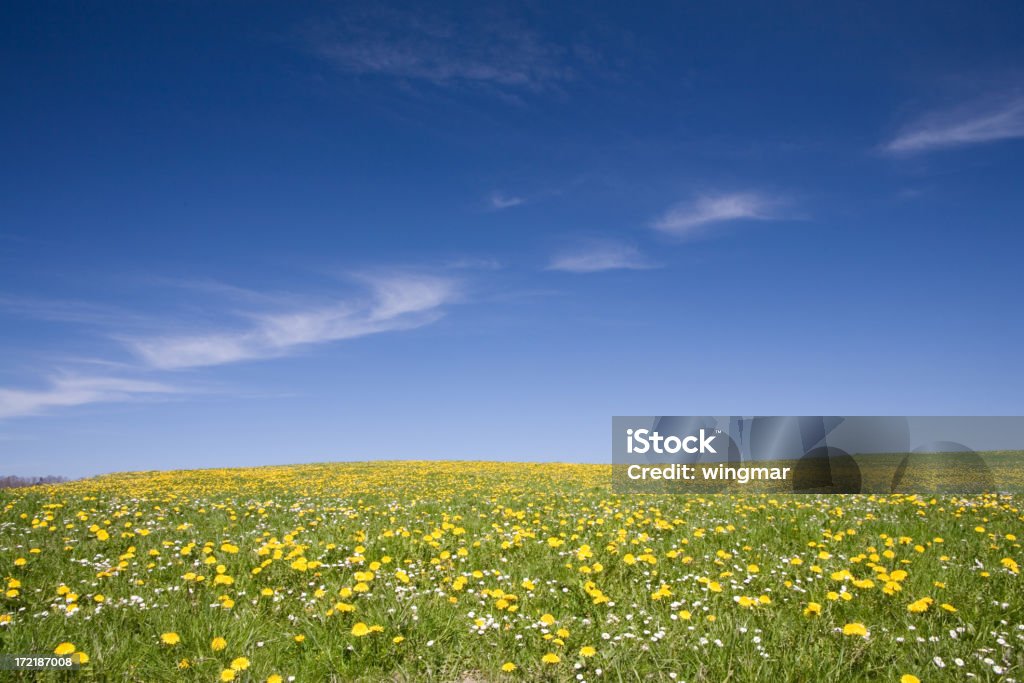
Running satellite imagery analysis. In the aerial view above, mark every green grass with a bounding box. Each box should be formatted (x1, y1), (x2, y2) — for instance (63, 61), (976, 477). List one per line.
(0, 460), (1022, 681)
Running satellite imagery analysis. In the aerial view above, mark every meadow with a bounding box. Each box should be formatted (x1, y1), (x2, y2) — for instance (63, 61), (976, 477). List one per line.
(1, 461), (1021, 682)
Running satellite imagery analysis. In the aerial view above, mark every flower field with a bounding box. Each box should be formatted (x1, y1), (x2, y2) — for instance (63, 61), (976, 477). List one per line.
(1, 461), (1022, 681)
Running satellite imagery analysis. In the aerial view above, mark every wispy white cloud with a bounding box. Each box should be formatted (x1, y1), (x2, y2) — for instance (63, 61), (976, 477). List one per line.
(305, 10), (574, 92)
(486, 191), (526, 210)
(885, 96), (1024, 154)
(0, 375), (178, 420)
(651, 192), (778, 237)
(547, 241), (655, 273)
(0, 296), (146, 327)
(127, 274), (459, 370)
(444, 256), (503, 271)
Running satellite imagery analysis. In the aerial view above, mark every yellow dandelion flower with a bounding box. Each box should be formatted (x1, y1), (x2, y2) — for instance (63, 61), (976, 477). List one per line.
(907, 598), (932, 613)
(842, 623), (867, 637)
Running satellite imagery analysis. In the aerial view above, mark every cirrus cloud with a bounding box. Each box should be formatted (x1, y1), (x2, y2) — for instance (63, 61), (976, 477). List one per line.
(0, 375), (178, 420)
(547, 240), (655, 273)
(304, 9), (576, 93)
(885, 96), (1024, 154)
(126, 274), (459, 370)
(651, 192), (779, 237)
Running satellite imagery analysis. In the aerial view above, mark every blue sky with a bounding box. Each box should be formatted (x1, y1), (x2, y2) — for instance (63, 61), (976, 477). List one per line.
(2, 2), (1023, 477)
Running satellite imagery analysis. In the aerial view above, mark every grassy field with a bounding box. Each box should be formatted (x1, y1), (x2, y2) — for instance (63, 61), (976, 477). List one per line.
(1, 461), (1022, 682)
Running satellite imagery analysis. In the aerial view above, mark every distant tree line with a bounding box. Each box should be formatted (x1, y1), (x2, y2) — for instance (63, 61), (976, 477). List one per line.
(0, 475), (69, 489)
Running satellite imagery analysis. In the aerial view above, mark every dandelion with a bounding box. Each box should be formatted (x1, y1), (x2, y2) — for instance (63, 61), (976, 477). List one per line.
(736, 596), (757, 608)
(3, 457), (1021, 680)
(842, 623), (868, 637)
(907, 598), (933, 613)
